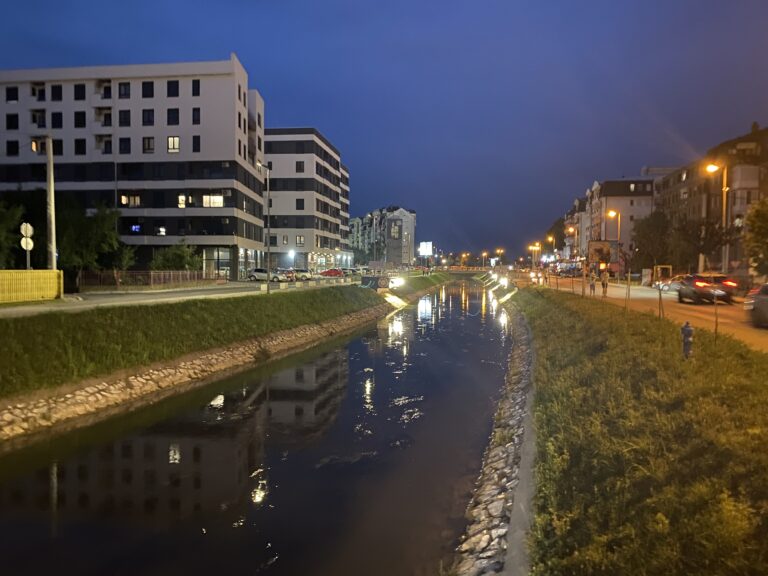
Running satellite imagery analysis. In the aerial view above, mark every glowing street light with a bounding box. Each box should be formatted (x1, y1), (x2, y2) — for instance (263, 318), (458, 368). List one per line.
(705, 162), (731, 273)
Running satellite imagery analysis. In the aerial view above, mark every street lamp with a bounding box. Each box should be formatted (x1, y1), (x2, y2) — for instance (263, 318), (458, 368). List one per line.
(288, 249), (295, 268)
(705, 163), (730, 273)
(482, 251), (488, 268)
(257, 160), (271, 294)
(567, 226), (578, 260)
(495, 248), (505, 264)
(607, 210), (621, 244)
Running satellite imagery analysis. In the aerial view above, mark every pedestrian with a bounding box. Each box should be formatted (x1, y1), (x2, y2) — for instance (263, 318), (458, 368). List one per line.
(681, 321), (694, 359)
(589, 273), (596, 296)
(601, 270), (609, 297)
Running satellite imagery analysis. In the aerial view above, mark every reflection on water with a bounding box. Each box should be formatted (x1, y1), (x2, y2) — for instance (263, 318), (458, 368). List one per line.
(0, 282), (511, 576)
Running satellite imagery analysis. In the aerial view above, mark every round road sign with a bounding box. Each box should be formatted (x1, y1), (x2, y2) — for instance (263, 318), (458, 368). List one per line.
(20, 222), (34, 238)
(20, 237), (34, 251)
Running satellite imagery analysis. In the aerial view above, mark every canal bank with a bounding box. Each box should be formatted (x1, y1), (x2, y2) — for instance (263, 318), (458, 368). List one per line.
(0, 276), (451, 450)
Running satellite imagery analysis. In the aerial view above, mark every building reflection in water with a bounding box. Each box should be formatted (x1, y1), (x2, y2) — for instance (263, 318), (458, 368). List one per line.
(0, 349), (350, 535)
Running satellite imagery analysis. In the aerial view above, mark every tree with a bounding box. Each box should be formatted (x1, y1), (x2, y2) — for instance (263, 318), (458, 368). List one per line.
(546, 217), (566, 252)
(631, 211), (671, 269)
(110, 243), (137, 285)
(744, 197), (768, 276)
(0, 201), (23, 268)
(58, 206), (120, 288)
(671, 217), (736, 272)
(150, 242), (202, 271)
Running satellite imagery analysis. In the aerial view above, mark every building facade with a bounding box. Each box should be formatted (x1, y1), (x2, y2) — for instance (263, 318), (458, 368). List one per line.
(264, 128), (352, 270)
(0, 53), (267, 279)
(349, 206), (417, 266)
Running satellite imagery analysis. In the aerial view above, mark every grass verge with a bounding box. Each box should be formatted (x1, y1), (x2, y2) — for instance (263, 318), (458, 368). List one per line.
(0, 286), (384, 399)
(390, 272), (451, 297)
(512, 288), (768, 575)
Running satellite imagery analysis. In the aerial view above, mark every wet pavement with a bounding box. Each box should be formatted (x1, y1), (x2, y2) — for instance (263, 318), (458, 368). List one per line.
(0, 282), (512, 576)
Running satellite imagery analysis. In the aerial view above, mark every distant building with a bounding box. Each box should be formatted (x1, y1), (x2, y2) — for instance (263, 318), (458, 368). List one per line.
(586, 178), (654, 249)
(563, 196), (588, 260)
(264, 128), (352, 270)
(349, 206), (416, 266)
(0, 53), (267, 279)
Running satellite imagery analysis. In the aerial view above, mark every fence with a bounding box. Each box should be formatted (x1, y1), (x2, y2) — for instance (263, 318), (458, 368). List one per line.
(80, 270), (221, 292)
(0, 270), (63, 303)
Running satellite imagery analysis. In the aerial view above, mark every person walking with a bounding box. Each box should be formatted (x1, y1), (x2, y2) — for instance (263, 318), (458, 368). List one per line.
(589, 273), (596, 296)
(601, 270), (609, 297)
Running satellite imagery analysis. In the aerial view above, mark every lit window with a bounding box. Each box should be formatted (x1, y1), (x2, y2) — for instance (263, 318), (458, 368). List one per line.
(629, 183), (635, 191)
(296, 235), (305, 247)
(167, 136), (180, 153)
(120, 194), (141, 207)
(282, 235), (288, 245)
(177, 194), (186, 208)
(168, 444), (181, 464)
(202, 194), (224, 207)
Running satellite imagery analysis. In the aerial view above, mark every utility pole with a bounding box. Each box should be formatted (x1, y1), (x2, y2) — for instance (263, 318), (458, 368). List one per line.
(46, 135), (57, 270)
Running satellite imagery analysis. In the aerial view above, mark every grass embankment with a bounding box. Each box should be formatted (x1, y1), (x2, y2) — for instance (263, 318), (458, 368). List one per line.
(391, 272), (451, 297)
(513, 289), (768, 575)
(0, 286), (384, 399)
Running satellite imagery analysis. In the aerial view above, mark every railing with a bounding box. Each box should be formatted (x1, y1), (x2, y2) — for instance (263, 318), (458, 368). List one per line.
(80, 270), (221, 292)
(0, 270), (63, 303)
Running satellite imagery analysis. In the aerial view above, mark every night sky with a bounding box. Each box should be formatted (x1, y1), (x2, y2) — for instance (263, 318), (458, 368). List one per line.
(3, 0), (768, 257)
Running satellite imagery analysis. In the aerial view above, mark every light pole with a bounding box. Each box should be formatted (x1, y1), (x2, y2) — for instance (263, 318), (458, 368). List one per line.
(706, 163), (730, 273)
(257, 160), (271, 294)
(481, 251), (488, 268)
(31, 136), (57, 270)
(567, 226), (578, 261)
(495, 248), (505, 265)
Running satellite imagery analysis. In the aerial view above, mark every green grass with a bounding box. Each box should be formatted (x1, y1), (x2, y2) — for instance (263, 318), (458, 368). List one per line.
(390, 272), (451, 296)
(0, 286), (384, 398)
(512, 288), (768, 576)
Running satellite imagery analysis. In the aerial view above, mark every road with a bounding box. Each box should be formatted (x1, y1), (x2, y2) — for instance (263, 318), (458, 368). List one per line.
(540, 276), (768, 354)
(0, 278), (358, 319)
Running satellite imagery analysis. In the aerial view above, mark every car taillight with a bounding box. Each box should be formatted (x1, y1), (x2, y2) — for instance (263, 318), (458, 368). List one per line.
(694, 281), (709, 287)
(723, 280), (737, 287)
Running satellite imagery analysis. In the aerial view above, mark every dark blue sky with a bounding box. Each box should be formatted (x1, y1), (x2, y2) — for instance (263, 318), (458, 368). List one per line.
(3, 0), (768, 257)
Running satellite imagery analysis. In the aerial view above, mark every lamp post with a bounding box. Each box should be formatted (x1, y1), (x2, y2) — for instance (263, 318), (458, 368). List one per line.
(482, 251), (488, 268)
(31, 136), (57, 270)
(495, 248), (505, 265)
(607, 209), (621, 277)
(706, 163), (730, 273)
(257, 160), (271, 294)
(567, 226), (578, 260)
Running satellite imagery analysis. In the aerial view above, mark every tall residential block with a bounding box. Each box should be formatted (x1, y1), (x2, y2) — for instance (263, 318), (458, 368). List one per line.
(0, 53), (267, 279)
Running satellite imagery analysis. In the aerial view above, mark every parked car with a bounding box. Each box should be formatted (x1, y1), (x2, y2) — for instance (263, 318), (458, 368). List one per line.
(293, 268), (313, 281)
(654, 274), (686, 292)
(341, 268), (358, 276)
(319, 268), (344, 277)
(277, 268), (296, 282)
(248, 268), (287, 282)
(744, 283), (768, 327)
(677, 273), (737, 304)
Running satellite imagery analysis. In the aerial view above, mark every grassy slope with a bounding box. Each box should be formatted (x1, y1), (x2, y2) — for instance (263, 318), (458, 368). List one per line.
(513, 288), (768, 576)
(391, 272), (451, 296)
(0, 286), (384, 398)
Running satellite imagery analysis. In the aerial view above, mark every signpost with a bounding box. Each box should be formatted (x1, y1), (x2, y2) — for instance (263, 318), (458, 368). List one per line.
(20, 222), (34, 270)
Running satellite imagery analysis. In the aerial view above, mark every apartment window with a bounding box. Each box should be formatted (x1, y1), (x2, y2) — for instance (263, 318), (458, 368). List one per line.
(142, 109), (154, 126)
(282, 235), (289, 245)
(177, 194), (186, 208)
(167, 108), (179, 125)
(120, 194), (141, 207)
(167, 80), (179, 98)
(192, 135), (200, 153)
(296, 198), (304, 210)
(5, 113), (18, 130)
(646, 183), (652, 191)
(257, 112), (262, 127)
(202, 193), (224, 207)
(630, 199), (634, 206)
(238, 140), (241, 157)
(5, 86), (18, 102)
(74, 83), (86, 100)
(296, 235), (305, 247)
(118, 110), (131, 127)
(167, 136), (180, 153)
(192, 107), (200, 125)
(74, 138), (86, 155)
(33, 86), (46, 101)
(103, 138), (112, 155)
(102, 84), (112, 99)
(257, 136), (262, 151)
(52, 139), (63, 156)
(118, 82), (130, 99)
(238, 84), (241, 102)
(51, 84), (62, 101)
(269, 234), (277, 247)
(296, 161), (304, 173)
(142, 136), (154, 154)
(6, 140), (19, 156)
(142, 81), (153, 98)
(119, 137), (131, 154)
(51, 112), (62, 129)
(74, 111), (86, 128)
(629, 183), (635, 192)
(102, 112), (112, 127)
(237, 111), (241, 129)
(192, 79), (200, 96)
(31, 110), (46, 128)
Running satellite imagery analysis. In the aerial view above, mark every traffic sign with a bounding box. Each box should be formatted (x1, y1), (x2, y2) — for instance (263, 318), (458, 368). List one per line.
(20, 222), (34, 238)
(21, 237), (34, 251)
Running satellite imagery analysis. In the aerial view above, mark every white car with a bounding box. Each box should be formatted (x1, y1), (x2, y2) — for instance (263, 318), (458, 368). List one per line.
(293, 268), (313, 280)
(247, 268), (286, 282)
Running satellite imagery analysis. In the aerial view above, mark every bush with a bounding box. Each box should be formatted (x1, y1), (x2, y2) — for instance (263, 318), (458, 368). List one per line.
(0, 286), (383, 398)
(513, 289), (768, 575)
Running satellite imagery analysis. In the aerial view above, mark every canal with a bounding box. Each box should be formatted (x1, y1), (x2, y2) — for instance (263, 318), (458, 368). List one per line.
(0, 281), (512, 576)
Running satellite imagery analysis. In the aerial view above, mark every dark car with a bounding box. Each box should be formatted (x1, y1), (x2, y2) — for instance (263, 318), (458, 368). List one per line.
(678, 273), (737, 304)
(745, 283), (768, 327)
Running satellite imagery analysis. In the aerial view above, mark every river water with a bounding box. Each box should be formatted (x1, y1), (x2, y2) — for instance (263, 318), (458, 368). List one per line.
(0, 282), (512, 576)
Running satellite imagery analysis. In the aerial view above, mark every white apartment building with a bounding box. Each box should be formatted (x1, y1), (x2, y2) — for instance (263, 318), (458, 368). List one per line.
(264, 128), (352, 270)
(0, 53), (267, 279)
(349, 206), (417, 266)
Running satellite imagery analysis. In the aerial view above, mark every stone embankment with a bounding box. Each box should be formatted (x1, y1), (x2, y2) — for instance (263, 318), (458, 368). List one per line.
(454, 303), (534, 575)
(0, 302), (393, 451)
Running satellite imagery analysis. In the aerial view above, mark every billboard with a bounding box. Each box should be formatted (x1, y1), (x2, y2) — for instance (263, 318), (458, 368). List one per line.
(418, 241), (433, 257)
